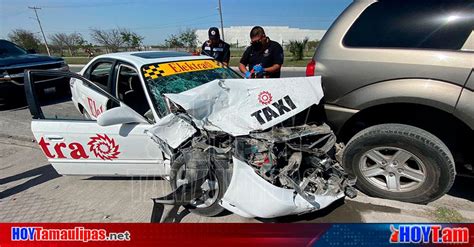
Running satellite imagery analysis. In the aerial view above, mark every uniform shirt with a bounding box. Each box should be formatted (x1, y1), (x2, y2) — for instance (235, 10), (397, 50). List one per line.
(201, 40), (231, 64)
(240, 39), (284, 78)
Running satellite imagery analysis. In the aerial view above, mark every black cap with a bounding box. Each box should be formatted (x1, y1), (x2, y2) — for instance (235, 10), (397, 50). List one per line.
(208, 27), (220, 39)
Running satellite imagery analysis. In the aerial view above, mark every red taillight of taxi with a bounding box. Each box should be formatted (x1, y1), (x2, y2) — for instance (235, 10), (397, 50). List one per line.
(306, 59), (316, 77)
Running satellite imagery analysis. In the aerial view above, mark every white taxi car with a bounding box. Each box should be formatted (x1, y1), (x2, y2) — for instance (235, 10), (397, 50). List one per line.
(72, 51), (240, 122)
(25, 51), (241, 177)
(24, 52), (353, 218)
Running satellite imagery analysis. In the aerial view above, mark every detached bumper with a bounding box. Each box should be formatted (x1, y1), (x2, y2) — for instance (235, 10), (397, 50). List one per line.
(220, 157), (345, 218)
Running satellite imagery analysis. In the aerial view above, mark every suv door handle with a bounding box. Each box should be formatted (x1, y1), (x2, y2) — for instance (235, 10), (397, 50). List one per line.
(44, 135), (64, 141)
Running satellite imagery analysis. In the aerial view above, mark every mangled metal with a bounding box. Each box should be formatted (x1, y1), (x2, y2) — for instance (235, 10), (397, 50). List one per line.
(148, 76), (356, 218)
(228, 124), (356, 217)
(164, 77), (325, 136)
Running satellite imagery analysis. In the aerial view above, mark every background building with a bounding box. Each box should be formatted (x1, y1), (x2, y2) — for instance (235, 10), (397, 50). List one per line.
(196, 26), (326, 47)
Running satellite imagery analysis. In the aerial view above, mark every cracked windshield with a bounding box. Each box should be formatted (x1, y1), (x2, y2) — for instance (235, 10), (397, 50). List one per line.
(142, 59), (241, 116)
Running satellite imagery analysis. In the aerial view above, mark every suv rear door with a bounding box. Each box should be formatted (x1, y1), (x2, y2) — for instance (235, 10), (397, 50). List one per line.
(454, 31), (474, 129)
(25, 70), (168, 176)
(455, 71), (474, 129)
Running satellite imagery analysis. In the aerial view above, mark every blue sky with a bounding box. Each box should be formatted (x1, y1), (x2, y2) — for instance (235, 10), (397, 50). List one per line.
(0, 0), (352, 44)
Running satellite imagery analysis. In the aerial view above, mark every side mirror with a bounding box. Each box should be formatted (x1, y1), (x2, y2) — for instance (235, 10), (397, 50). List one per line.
(97, 105), (148, 126)
(27, 49), (37, 54)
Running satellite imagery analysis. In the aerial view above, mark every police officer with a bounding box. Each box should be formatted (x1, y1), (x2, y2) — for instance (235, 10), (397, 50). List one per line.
(201, 27), (231, 66)
(239, 26), (284, 78)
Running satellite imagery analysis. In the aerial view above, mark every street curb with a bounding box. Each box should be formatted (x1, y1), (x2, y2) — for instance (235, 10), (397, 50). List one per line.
(69, 64), (306, 72)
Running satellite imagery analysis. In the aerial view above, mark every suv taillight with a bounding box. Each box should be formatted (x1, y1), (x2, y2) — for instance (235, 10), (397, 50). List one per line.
(306, 59), (316, 77)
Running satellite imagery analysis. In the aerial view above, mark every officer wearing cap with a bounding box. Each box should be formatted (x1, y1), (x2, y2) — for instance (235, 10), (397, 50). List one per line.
(201, 27), (231, 66)
(239, 26), (284, 78)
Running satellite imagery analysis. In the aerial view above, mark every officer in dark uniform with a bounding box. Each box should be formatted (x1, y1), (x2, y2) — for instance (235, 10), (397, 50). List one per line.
(201, 27), (231, 66)
(239, 26), (284, 78)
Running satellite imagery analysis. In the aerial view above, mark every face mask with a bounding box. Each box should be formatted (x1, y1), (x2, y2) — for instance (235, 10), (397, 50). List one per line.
(210, 38), (219, 45)
(251, 42), (262, 50)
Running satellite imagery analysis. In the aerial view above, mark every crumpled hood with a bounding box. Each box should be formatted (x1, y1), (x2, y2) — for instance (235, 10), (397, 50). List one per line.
(165, 76), (324, 136)
(0, 54), (63, 69)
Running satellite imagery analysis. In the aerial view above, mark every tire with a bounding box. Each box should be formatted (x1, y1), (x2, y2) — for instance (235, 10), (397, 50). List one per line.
(169, 155), (232, 217)
(342, 124), (455, 204)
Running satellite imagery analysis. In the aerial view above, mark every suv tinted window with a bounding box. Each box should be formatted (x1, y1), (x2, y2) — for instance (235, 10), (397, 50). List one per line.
(343, 1), (474, 50)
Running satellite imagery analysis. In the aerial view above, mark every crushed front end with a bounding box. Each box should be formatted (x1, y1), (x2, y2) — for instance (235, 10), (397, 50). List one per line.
(220, 124), (357, 218)
(150, 77), (357, 218)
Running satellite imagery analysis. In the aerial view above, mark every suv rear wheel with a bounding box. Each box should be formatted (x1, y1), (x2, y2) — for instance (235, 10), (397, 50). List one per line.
(343, 124), (455, 204)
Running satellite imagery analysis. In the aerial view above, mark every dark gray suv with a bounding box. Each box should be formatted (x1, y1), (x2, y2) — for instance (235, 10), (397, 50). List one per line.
(307, 0), (473, 203)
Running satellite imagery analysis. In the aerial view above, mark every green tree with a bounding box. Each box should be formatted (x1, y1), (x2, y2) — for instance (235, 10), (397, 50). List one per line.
(164, 29), (197, 49)
(288, 38), (309, 60)
(179, 29), (197, 49)
(306, 40), (320, 51)
(8, 29), (42, 51)
(120, 30), (144, 51)
(164, 34), (184, 48)
(78, 37), (93, 51)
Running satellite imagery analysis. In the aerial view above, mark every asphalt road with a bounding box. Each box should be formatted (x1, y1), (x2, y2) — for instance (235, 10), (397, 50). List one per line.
(1, 66), (473, 223)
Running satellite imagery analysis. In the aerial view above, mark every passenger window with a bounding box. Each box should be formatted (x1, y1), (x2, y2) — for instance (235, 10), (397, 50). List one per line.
(343, 1), (474, 51)
(116, 65), (152, 121)
(89, 62), (112, 89)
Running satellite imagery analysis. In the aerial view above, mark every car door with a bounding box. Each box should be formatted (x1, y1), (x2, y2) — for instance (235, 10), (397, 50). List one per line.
(25, 69), (169, 177)
(74, 59), (115, 119)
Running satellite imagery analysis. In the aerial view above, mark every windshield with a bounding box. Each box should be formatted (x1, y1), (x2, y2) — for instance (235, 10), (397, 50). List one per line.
(142, 59), (241, 117)
(0, 40), (28, 58)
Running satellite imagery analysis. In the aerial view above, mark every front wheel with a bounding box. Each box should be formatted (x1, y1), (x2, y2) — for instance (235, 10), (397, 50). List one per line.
(342, 124), (455, 204)
(169, 156), (232, 217)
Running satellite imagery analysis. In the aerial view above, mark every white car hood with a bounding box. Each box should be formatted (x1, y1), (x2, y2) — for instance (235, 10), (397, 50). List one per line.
(165, 76), (324, 136)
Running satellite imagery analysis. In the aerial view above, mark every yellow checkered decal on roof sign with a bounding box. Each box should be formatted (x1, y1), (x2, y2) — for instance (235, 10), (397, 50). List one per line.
(143, 59), (222, 79)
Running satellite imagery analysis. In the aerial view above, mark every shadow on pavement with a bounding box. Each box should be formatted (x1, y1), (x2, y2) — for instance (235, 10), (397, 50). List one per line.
(0, 165), (61, 199)
(256, 198), (401, 223)
(150, 203), (191, 223)
(448, 176), (473, 202)
(255, 199), (396, 223)
(148, 197), (402, 223)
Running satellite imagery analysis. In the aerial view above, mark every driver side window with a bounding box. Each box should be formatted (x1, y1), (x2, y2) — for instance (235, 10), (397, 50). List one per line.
(116, 65), (153, 122)
(25, 70), (120, 121)
(89, 62), (113, 90)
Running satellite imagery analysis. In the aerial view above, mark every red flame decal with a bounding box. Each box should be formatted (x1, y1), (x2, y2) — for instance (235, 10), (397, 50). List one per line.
(87, 134), (120, 160)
